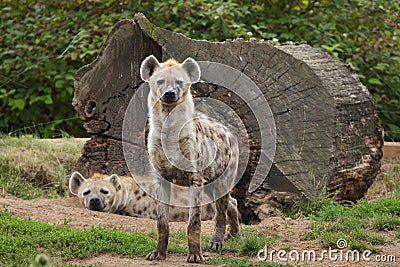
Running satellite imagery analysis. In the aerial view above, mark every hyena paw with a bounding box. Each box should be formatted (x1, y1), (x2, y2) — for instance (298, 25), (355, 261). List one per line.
(146, 250), (166, 261)
(187, 252), (204, 263)
(210, 236), (224, 250)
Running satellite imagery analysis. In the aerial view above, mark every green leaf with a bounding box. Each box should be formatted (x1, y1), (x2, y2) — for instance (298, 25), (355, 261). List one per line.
(374, 63), (388, 71)
(29, 95), (53, 105)
(9, 99), (25, 110)
(0, 89), (16, 99)
(65, 74), (75, 81)
(55, 80), (64, 88)
(388, 124), (400, 132)
(322, 44), (341, 53)
(368, 78), (382, 85)
(66, 87), (74, 95)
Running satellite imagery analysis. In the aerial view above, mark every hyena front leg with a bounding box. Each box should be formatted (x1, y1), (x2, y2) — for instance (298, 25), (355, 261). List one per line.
(210, 194), (229, 250)
(187, 205), (202, 262)
(187, 176), (203, 263)
(146, 179), (170, 261)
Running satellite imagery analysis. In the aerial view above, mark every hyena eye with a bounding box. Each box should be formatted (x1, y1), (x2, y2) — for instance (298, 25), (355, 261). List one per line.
(176, 80), (183, 87)
(156, 80), (164, 86)
(83, 190), (90, 196)
(100, 189), (109, 195)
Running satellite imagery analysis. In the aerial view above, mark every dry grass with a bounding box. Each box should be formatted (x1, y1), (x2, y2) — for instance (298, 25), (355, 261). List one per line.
(0, 136), (86, 199)
(366, 157), (400, 200)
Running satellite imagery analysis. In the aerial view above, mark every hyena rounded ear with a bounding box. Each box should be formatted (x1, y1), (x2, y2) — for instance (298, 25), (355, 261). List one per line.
(69, 171), (87, 196)
(106, 174), (122, 191)
(140, 55), (161, 82)
(181, 57), (201, 83)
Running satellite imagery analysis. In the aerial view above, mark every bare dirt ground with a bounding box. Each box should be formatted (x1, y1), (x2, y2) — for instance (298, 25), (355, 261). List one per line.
(0, 192), (398, 267)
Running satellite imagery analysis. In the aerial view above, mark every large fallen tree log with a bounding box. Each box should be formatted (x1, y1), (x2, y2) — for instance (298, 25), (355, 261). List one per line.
(72, 14), (383, 224)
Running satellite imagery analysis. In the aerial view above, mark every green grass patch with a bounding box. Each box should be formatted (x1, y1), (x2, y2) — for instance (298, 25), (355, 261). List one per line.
(302, 196), (400, 252)
(166, 226), (274, 257)
(230, 228), (274, 256)
(168, 228), (187, 254)
(373, 213), (400, 231)
(203, 227), (274, 256)
(0, 136), (84, 199)
(0, 210), (155, 266)
(165, 230), (291, 266)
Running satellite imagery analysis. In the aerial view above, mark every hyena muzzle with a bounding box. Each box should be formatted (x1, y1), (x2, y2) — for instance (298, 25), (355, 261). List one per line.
(140, 55), (240, 263)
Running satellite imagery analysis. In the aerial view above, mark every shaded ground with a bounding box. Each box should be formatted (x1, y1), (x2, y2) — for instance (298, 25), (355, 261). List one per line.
(1, 192), (398, 266)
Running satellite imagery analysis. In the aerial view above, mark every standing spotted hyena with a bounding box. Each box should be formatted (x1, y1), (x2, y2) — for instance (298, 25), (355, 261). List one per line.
(140, 55), (240, 263)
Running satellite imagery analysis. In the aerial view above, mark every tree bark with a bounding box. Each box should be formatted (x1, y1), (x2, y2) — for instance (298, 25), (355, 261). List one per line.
(72, 14), (383, 224)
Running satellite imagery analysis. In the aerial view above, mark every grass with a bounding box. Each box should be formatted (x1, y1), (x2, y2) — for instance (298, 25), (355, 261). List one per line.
(167, 226), (275, 256)
(0, 210), (287, 267)
(283, 158), (400, 254)
(164, 227), (289, 266)
(366, 158), (400, 198)
(301, 196), (400, 252)
(0, 209), (155, 267)
(0, 136), (85, 199)
(168, 228), (188, 253)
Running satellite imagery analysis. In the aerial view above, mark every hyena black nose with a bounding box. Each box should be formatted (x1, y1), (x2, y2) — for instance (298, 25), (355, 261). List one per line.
(87, 194), (104, 211)
(89, 197), (100, 205)
(162, 90), (176, 103)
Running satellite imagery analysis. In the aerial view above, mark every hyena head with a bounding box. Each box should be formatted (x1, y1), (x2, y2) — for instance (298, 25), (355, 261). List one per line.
(140, 55), (201, 105)
(69, 172), (122, 212)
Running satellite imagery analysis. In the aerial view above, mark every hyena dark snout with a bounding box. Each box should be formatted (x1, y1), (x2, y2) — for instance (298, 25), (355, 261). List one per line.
(158, 78), (185, 104)
(161, 89), (177, 103)
(88, 194), (104, 211)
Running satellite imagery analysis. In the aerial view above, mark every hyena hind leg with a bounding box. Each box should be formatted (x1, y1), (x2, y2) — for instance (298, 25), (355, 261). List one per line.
(210, 194), (229, 250)
(227, 195), (240, 238)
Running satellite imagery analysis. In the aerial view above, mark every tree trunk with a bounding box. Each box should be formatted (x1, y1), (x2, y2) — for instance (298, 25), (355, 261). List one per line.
(72, 14), (383, 224)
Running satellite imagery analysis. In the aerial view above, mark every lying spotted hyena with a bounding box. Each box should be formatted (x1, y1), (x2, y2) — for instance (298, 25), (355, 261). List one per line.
(141, 56), (240, 262)
(69, 171), (239, 222)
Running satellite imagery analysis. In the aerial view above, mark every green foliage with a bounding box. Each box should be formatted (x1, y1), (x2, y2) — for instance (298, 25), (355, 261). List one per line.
(0, 210), (155, 266)
(1, 0), (399, 139)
